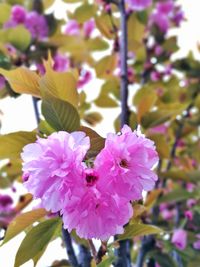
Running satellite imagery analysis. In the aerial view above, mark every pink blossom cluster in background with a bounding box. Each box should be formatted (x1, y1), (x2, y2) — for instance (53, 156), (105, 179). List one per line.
(0, 76), (6, 91)
(127, 0), (152, 11)
(4, 5), (48, 39)
(64, 19), (95, 38)
(150, 0), (184, 33)
(21, 125), (158, 240)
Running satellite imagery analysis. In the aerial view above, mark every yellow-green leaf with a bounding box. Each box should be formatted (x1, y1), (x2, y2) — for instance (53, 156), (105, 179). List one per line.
(40, 56), (78, 107)
(14, 217), (61, 267)
(42, 94), (80, 132)
(95, 55), (117, 79)
(117, 223), (163, 241)
(0, 67), (40, 97)
(95, 13), (118, 40)
(0, 4), (11, 24)
(0, 131), (36, 159)
(72, 4), (97, 23)
(137, 93), (157, 123)
(84, 112), (103, 126)
(97, 256), (115, 267)
(2, 209), (47, 245)
(6, 25), (31, 51)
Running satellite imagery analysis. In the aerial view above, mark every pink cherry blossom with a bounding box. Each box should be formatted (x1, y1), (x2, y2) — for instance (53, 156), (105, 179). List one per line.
(78, 69), (92, 88)
(184, 210), (193, 221)
(193, 240), (200, 250)
(151, 12), (169, 33)
(25, 11), (48, 39)
(53, 53), (70, 72)
(187, 199), (197, 208)
(95, 125), (158, 201)
(61, 169), (133, 240)
(171, 229), (187, 250)
(149, 124), (168, 135)
(156, 1), (174, 14)
(83, 19), (95, 38)
(0, 194), (13, 213)
(64, 20), (80, 36)
(21, 131), (90, 213)
(127, 0), (152, 11)
(11, 5), (27, 24)
(0, 76), (6, 90)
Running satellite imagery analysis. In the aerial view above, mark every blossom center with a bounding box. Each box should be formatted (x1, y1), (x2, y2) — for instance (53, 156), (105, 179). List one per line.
(119, 159), (129, 168)
(86, 174), (98, 186)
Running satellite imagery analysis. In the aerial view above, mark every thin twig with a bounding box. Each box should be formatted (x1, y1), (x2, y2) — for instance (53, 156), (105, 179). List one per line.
(88, 239), (97, 262)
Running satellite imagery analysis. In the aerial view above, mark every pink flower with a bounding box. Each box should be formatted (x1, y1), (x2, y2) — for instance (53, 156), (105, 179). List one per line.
(25, 11), (48, 39)
(184, 210), (193, 221)
(53, 54), (70, 72)
(187, 199), (197, 208)
(78, 69), (92, 88)
(61, 169), (133, 240)
(193, 240), (200, 250)
(83, 19), (95, 38)
(95, 125), (158, 201)
(0, 194), (13, 213)
(149, 124), (168, 135)
(64, 20), (80, 36)
(171, 229), (187, 250)
(151, 12), (169, 32)
(21, 131), (90, 213)
(11, 5), (27, 24)
(173, 10), (184, 26)
(127, 0), (152, 11)
(150, 71), (161, 81)
(156, 1), (174, 14)
(0, 76), (6, 90)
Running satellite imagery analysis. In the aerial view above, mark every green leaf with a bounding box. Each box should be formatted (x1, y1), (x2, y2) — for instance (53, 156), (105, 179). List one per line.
(84, 112), (103, 126)
(148, 134), (170, 159)
(95, 78), (119, 108)
(14, 217), (61, 267)
(80, 126), (105, 158)
(141, 109), (180, 129)
(0, 131), (36, 159)
(97, 256), (115, 267)
(63, 0), (82, 2)
(0, 67), (40, 97)
(72, 4), (97, 23)
(40, 56), (78, 107)
(0, 4), (11, 24)
(7, 26), (31, 51)
(38, 120), (55, 135)
(95, 12), (118, 40)
(95, 55), (117, 79)
(86, 37), (109, 52)
(42, 95), (80, 132)
(117, 224), (163, 241)
(148, 250), (178, 267)
(2, 209), (47, 245)
(157, 189), (200, 204)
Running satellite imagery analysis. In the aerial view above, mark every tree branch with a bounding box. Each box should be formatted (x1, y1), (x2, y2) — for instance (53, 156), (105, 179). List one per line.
(114, 1), (131, 266)
(78, 245), (92, 267)
(62, 228), (79, 267)
(32, 97), (40, 125)
(119, 0), (129, 127)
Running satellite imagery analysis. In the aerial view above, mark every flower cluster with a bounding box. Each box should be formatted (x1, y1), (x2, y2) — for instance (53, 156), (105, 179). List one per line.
(150, 0), (184, 33)
(4, 5), (48, 39)
(21, 125), (158, 240)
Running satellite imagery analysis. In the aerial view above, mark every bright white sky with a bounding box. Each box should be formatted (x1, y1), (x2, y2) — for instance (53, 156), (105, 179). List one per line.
(0, 1), (200, 266)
